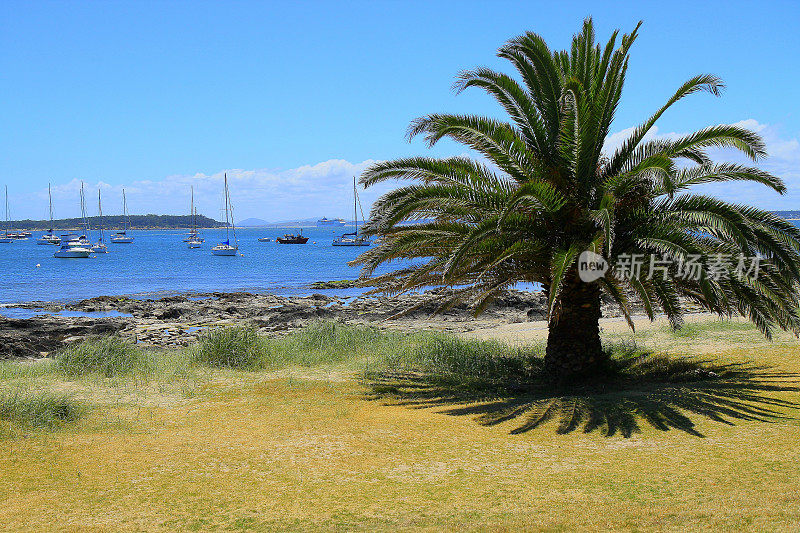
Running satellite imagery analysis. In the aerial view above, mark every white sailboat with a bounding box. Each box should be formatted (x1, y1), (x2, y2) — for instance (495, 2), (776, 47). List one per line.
(187, 186), (202, 249)
(92, 188), (108, 253)
(332, 177), (371, 246)
(0, 186), (12, 243)
(211, 173), (239, 256)
(37, 184), (61, 245)
(76, 181), (92, 247)
(111, 188), (134, 243)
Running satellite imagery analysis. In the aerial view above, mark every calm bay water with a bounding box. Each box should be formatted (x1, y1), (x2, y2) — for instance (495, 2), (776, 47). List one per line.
(5, 221), (794, 305)
(0, 227), (402, 304)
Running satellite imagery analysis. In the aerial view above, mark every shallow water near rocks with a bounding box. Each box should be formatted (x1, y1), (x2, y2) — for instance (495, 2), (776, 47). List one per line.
(0, 308), (133, 320)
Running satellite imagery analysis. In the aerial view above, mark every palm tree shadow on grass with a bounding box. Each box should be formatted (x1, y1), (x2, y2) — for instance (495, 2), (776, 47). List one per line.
(364, 351), (800, 437)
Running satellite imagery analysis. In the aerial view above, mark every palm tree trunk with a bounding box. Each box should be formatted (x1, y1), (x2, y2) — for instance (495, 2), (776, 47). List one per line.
(544, 279), (605, 380)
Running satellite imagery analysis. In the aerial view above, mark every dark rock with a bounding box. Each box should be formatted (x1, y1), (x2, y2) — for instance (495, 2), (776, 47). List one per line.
(158, 307), (183, 320)
(0, 316), (127, 359)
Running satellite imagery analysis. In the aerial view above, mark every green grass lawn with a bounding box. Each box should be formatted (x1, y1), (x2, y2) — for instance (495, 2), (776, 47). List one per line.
(1, 319), (799, 531)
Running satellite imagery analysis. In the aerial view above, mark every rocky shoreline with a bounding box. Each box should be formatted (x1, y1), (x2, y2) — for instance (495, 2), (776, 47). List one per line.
(0, 287), (706, 360)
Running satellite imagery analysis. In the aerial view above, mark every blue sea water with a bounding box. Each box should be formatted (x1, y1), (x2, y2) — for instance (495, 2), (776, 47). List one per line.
(7, 221), (793, 305)
(0, 227), (405, 304)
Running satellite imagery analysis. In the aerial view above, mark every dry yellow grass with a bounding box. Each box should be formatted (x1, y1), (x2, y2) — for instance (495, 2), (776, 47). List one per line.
(1, 318), (799, 531)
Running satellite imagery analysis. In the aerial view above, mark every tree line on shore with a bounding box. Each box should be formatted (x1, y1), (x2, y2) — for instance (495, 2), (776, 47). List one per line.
(7, 214), (225, 230)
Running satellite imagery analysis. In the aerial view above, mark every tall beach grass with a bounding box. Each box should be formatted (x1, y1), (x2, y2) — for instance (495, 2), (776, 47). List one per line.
(55, 335), (151, 377)
(0, 390), (84, 429)
(192, 321), (409, 370)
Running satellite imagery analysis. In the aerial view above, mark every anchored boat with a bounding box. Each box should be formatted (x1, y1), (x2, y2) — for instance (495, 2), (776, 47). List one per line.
(187, 186), (203, 248)
(54, 234), (91, 258)
(276, 232), (309, 244)
(0, 186), (12, 243)
(211, 173), (239, 256)
(111, 188), (134, 243)
(332, 177), (370, 246)
(92, 188), (108, 253)
(37, 184), (60, 245)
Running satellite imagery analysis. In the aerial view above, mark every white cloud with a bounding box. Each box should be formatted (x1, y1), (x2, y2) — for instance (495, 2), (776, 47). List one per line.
(20, 159), (398, 223)
(12, 122), (800, 221)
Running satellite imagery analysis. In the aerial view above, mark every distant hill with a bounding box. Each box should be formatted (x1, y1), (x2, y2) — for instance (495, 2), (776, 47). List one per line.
(253, 217), (357, 228)
(237, 218), (270, 227)
(6, 214), (225, 230)
(773, 211), (800, 219)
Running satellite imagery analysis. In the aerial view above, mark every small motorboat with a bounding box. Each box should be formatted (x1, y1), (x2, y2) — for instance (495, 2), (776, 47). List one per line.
(258, 237), (271, 242)
(54, 238), (91, 258)
(187, 237), (202, 249)
(37, 233), (60, 245)
(276, 233), (309, 244)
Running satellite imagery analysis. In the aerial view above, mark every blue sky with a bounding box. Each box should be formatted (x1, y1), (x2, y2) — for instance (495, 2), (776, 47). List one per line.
(1, 0), (799, 222)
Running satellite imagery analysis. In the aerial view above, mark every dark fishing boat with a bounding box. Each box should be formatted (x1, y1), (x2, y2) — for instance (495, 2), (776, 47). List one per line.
(276, 232), (309, 244)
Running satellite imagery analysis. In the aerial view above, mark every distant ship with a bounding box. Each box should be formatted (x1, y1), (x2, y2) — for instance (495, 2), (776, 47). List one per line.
(316, 217), (345, 227)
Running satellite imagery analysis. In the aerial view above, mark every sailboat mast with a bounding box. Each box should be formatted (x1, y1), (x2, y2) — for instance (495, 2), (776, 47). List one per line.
(48, 183), (54, 232)
(191, 186), (195, 232)
(80, 181), (89, 236)
(230, 182), (237, 246)
(123, 189), (128, 232)
(224, 174), (230, 241)
(4, 186), (8, 235)
(353, 176), (358, 236)
(97, 189), (104, 242)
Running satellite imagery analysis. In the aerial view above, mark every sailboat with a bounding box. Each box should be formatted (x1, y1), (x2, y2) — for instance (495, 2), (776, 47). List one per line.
(187, 186), (202, 249)
(332, 177), (371, 246)
(111, 188), (134, 243)
(92, 189), (108, 253)
(37, 184), (61, 245)
(54, 184), (92, 258)
(75, 181), (93, 247)
(0, 187), (13, 243)
(211, 173), (239, 256)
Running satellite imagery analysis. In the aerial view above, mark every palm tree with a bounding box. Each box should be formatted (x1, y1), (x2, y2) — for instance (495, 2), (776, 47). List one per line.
(352, 19), (800, 380)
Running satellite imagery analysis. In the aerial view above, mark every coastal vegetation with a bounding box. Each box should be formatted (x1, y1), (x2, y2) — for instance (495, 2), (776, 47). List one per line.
(0, 390), (83, 429)
(55, 335), (150, 377)
(0, 319), (798, 529)
(1, 319), (797, 437)
(353, 18), (800, 380)
(7, 213), (225, 230)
